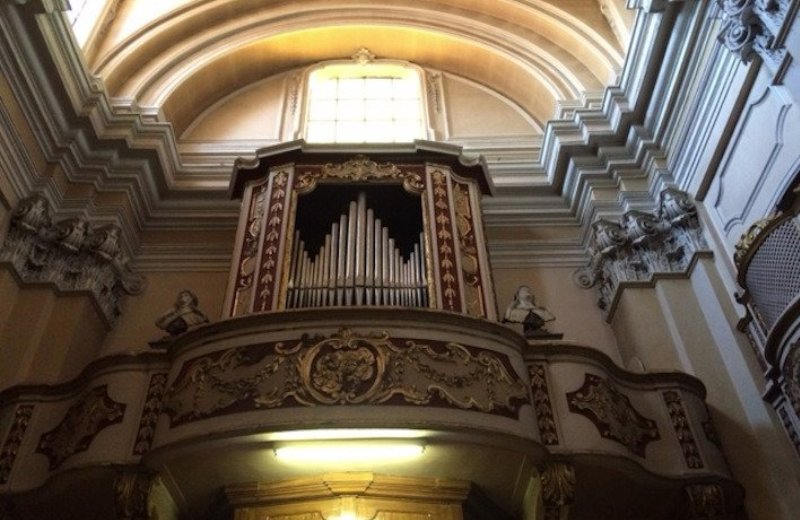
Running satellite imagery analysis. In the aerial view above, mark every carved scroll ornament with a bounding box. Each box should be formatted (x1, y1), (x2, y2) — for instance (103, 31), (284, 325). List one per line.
(0, 195), (145, 322)
(566, 374), (660, 457)
(716, 0), (792, 71)
(295, 155), (424, 194)
(573, 189), (709, 312)
(163, 328), (529, 426)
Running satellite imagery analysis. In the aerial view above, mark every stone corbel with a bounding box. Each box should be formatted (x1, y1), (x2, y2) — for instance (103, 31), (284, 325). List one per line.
(114, 470), (155, 520)
(540, 461), (575, 520)
(573, 189), (710, 317)
(716, 0), (794, 73)
(0, 194), (146, 323)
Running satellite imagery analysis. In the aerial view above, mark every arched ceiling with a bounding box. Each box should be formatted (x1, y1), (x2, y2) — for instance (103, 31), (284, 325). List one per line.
(89, 0), (626, 137)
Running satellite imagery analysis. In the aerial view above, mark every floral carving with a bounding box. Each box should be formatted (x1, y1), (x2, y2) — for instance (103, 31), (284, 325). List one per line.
(36, 386), (126, 470)
(114, 471), (154, 520)
(684, 483), (725, 519)
(541, 462), (575, 520)
(255, 170), (290, 312)
(663, 390), (704, 469)
(295, 156), (424, 194)
(133, 374), (168, 455)
(530, 365), (558, 445)
(0, 405), (34, 484)
(453, 182), (485, 317)
(573, 189), (709, 314)
(230, 182), (268, 316)
(566, 374), (660, 457)
(716, 0), (791, 72)
(163, 329), (529, 426)
(431, 170), (460, 311)
(0, 195), (145, 322)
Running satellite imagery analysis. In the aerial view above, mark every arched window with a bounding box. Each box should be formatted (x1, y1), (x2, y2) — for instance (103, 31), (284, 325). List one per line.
(304, 55), (427, 144)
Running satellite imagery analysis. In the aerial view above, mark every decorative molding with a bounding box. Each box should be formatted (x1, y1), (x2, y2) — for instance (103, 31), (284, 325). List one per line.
(684, 483), (726, 519)
(540, 462), (575, 520)
(163, 328), (529, 426)
(662, 390), (704, 469)
(229, 180), (269, 317)
(295, 156), (425, 194)
(35, 385), (126, 470)
(566, 373), (660, 457)
(351, 47), (376, 65)
(733, 213), (779, 267)
(0, 405), (34, 484)
(573, 189), (710, 314)
(716, 0), (793, 72)
(114, 471), (154, 520)
(452, 180), (487, 317)
(0, 195), (146, 323)
(529, 365), (559, 445)
(430, 169), (461, 312)
(133, 374), (168, 456)
(255, 170), (290, 312)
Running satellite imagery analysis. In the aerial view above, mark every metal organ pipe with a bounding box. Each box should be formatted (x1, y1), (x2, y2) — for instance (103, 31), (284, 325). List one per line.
(288, 192), (427, 309)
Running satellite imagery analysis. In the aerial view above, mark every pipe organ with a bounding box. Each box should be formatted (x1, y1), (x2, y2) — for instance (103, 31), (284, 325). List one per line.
(224, 144), (496, 320)
(286, 191), (428, 309)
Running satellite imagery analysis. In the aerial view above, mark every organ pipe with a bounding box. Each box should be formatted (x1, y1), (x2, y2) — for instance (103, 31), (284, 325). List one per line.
(287, 192), (427, 309)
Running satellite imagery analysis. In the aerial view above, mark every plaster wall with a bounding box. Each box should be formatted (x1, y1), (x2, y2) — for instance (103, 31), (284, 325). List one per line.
(100, 270), (229, 354)
(492, 266), (620, 362)
(609, 256), (800, 519)
(705, 68), (800, 257)
(182, 73), (289, 141)
(442, 74), (538, 138)
(180, 69), (538, 142)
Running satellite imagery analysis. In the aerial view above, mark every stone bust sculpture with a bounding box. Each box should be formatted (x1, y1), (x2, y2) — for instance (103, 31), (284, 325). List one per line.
(503, 285), (555, 336)
(156, 290), (209, 336)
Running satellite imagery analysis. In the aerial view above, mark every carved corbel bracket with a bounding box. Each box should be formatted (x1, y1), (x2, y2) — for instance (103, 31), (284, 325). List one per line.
(716, 0), (794, 73)
(0, 195), (146, 323)
(540, 461), (575, 520)
(114, 470), (156, 520)
(573, 189), (709, 315)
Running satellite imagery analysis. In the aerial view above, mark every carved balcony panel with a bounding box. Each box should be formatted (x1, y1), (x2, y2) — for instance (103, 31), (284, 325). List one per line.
(0, 310), (744, 519)
(525, 343), (743, 519)
(735, 210), (800, 456)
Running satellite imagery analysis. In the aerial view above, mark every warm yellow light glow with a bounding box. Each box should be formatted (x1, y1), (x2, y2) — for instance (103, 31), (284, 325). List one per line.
(332, 514), (357, 520)
(270, 429), (426, 441)
(274, 441), (424, 462)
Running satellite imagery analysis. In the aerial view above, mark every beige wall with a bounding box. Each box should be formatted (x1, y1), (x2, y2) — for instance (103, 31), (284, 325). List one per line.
(101, 269), (229, 354)
(493, 266), (620, 362)
(608, 256), (800, 519)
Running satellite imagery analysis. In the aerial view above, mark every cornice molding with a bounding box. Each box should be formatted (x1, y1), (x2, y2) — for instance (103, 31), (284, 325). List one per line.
(0, 1), (748, 267)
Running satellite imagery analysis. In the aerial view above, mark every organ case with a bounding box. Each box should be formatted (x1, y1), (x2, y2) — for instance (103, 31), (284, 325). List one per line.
(224, 145), (496, 320)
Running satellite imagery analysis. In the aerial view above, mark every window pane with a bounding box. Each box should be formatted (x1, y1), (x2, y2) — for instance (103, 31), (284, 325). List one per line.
(308, 99), (337, 121)
(393, 100), (421, 120)
(392, 78), (420, 99)
(337, 99), (366, 121)
(306, 121), (336, 143)
(337, 78), (365, 99)
(365, 78), (393, 99)
(365, 99), (392, 119)
(305, 64), (425, 143)
(336, 121), (365, 142)
(311, 79), (338, 100)
(364, 121), (396, 143)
